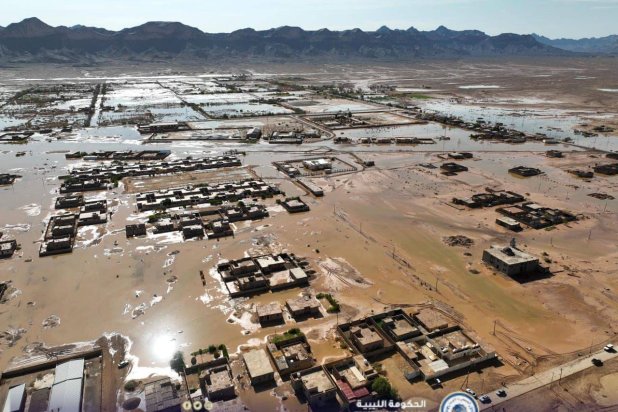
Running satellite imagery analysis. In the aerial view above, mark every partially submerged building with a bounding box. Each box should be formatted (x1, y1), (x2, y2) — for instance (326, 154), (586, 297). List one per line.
(508, 166), (542, 177)
(497, 202), (577, 229)
(199, 364), (236, 401)
(0, 239), (18, 259)
(286, 295), (322, 319)
(291, 368), (337, 408)
(280, 197), (310, 213)
(256, 303), (284, 325)
(267, 339), (314, 376)
(144, 377), (182, 412)
(482, 244), (539, 276)
(453, 189), (524, 209)
(242, 349), (275, 386)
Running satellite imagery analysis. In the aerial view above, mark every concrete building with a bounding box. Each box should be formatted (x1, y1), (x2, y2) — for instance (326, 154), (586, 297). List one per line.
(286, 296), (321, 318)
(242, 349), (275, 385)
(0, 240), (18, 259)
(144, 377), (182, 412)
(350, 323), (384, 353)
(126, 224), (147, 238)
(291, 369), (337, 407)
(268, 341), (314, 375)
(482, 244), (539, 276)
(303, 158), (332, 171)
(48, 359), (84, 412)
(256, 303), (284, 325)
(508, 166), (542, 177)
(2, 384), (26, 412)
(200, 365), (235, 401)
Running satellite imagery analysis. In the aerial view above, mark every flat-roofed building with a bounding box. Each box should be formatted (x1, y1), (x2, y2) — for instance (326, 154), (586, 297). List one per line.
(350, 323), (384, 353)
(144, 377), (182, 412)
(291, 369), (337, 407)
(242, 349), (275, 385)
(2, 384), (26, 412)
(482, 244), (539, 276)
(257, 303), (284, 324)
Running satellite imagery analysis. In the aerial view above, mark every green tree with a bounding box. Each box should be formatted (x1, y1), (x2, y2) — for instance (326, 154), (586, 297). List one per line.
(371, 376), (399, 400)
(169, 351), (185, 374)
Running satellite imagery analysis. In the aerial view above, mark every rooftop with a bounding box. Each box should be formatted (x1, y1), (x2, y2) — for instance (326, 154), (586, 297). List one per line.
(242, 349), (274, 379)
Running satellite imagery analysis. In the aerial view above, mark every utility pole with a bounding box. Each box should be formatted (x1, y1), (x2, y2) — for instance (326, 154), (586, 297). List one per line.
(493, 320), (497, 336)
(559, 367), (563, 385)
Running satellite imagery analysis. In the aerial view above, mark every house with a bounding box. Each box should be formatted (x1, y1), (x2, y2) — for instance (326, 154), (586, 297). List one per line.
(380, 315), (420, 341)
(329, 356), (377, 405)
(268, 341), (314, 375)
(206, 219), (233, 239)
(0, 239), (18, 259)
(246, 127), (262, 140)
(508, 166), (542, 177)
(303, 158), (332, 171)
(199, 364), (236, 401)
(286, 296), (322, 318)
(257, 303), (284, 325)
(55, 195), (84, 209)
(182, 225), (205, 239)
(546, 150), (563, 158)
(593, 163), (618, 175)
(126, 224), (147, 238)
(350, 323), (384, 353)
(482, 244), (539, 276)
(495, 216), (522, 232)
(291, 368), (337, 407)
(440, 163), (468, 174)
(242, 349), (275, 385)
(78, 211), (107, 226)
(281, 197), (310, 213)
(144, 377), (182, 412)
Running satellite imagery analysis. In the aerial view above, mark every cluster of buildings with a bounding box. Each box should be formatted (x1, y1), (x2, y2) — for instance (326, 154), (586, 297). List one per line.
(497, 202), (577, 230)
(64, 155), (242, 183)
(453, 188), (525, 209)
(65, 149), (171, 161)
(145, 203), (269, 240)
(357, 137), (436, 145)
(137, 121), (190, 134)
(1, 357), (93, 412)
(337, 309), (496, 386)
(40, 200), (108, 256)
(136, 179), (280, 212)
(593, 162), (618, 175)
(216, 253), (310, 297)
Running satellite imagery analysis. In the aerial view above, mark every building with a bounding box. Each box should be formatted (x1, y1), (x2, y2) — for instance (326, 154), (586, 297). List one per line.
(200, 365), (236, 401)
(48, 359), (84, 412)
(350, 323), (384, 353)
(268, 341), (314, 375)
(2, 384), (26, 412)
(242, 349), (275, 385)
(508, 166), (542, 177)
(144, 377), (182, 412)
(286, 296), (321, 318)
(303, 158), (332, 171)
(291, 369), (337, 407)
(440, 162), (468, 174)
(593, 163), (618, 175)
(495, 216), (522, 232)
(546, 150), (563, 158)
(246, 127), (262, 140)
(280, 197), (310, 213)
(412, 309), (450, 332)
(329, 356), (377, 405)
(380, 315), (420, 341)
(482, 244), (539, 276)
(0, 239), (18, 259)
(257, 303), (284, 325)
(182, 225), (205, 239)
(126, 224), (147, 238)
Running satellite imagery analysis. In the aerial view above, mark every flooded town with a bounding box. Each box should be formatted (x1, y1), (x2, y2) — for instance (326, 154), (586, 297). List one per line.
(1, 6), (618, 412)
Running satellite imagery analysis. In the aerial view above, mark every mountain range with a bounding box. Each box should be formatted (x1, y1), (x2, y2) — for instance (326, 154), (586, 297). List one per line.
(0, 17), (596, 63)
(533, 33), (618, 54)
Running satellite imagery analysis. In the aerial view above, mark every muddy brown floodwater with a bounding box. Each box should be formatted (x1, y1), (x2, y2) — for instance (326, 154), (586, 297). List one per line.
(1, 58), (617, 410)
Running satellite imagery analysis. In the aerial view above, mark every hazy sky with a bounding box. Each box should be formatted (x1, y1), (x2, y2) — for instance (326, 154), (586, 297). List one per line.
(1, 0), (617, 38)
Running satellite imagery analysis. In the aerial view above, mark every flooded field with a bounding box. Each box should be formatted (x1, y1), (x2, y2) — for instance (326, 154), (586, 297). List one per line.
(1, 59), (618, 411)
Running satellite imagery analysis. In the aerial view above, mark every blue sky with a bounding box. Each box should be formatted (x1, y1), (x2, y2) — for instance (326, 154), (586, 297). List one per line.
(1, 0), (617, 38)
